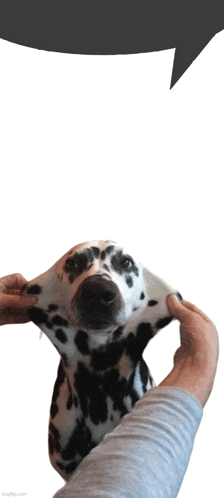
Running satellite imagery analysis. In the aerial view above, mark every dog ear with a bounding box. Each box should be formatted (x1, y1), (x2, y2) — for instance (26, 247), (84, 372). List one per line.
(139, 266), (182, 332)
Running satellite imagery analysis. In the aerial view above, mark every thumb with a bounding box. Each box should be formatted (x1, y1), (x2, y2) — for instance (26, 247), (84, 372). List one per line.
(166, 294), (191, 323)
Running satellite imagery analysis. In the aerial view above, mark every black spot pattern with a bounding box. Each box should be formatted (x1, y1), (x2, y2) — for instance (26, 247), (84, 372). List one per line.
(111, 250), (139, 277)
(113, 326), (124, 340)
(91, 246), (100, 258)
(50, 361), (66, 419)
(26, 284), (42, 295)
(100, 245), (115, 260)
(139, 358), (150, 393)
(63, 251), (90, 284)
(91, 341), (125, 371)
(56, 461), (65, 471)
(103, 264), (111, 272)
(140, 292), (145, 300)
(125, 322), (154, 363)
(147, 299), (158, 307)
(176, 292), (183, 301)
(89, 322), (154, 372)
(74, 330), (90, 355)
(61, 417), (96, 461)
(50, 403), (58, 418)
(48, 304), (59, 312)
(55, 329), (68, 344)
(61, 353), (69, 368)
(52, 315), (69, 327)
(49, 422), (61, 454)
(125, 276), (133, 288)
(74, 361), (139, 427)
(155, 316), (173, 330)
(28, 306), (52, 329)
(66, 393), (73, 410)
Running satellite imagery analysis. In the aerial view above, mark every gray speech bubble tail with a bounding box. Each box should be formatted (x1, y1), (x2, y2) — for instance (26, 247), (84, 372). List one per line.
(170, 32), (216, 89)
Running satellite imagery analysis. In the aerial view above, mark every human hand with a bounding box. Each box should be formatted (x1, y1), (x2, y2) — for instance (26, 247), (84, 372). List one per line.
(0, 273), (38, 326)
(159, 294), (219, 408)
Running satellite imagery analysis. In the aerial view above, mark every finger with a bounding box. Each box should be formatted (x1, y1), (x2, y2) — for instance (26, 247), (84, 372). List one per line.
(5, 290), (21, 295)
(166, 294), (192, 322)
(0, 309), (31, 325)
(0, 273), (28, 291)
(179, 299), (213, 323)
(2, 294), (38, 308)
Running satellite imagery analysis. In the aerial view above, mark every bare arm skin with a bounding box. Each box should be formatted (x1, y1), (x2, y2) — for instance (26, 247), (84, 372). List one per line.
(160, 294), (219, 408)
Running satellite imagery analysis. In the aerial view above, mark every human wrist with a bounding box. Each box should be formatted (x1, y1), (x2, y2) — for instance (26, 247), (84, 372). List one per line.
(159, 355), (217, 408)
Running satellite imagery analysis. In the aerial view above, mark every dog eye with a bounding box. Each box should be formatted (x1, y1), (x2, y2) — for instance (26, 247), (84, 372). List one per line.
(121, 257), (133, 269)
(65, 259), (79, 271)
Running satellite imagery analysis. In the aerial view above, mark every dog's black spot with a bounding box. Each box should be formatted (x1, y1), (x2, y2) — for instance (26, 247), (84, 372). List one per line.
(52, 361), (66, 405)
(100, 250), (106, 260)
(132, 307), (138, 311)
(50, 403), (58, 418)
(100, 245), (115, 260)
(91, 246), (100, 259)
(55, 328), (68, 344)
(125, 276), (133, 288)
(61, 417), (96, 461)
(125, 322), (154, 363)
(48, 434), (55, 456)
(75, 330), (90, 355)
(103, 264), (111, 272)
(156, 316), (173, 330)
(66, 393), (73, 410)
(139, 358), (150, 393)
(26, 284), (42, 295)
(64, 252), (90, 284)
(49, 422), (61, 454)
(65, 461), (79, 475)
(50, 361), (67, 419)
(147, 299), (158, 307)
(56, 461), (65, 471)
(176, 292), (183, 301)
(28, 306), (52, 329)
(74, 362), (108, 423)
(113, 326), (124, 340)
(90, 341), (125, 371)
(111, 250), (139, 277)
(52, 315), (69, 327)
(48, 304), (59, 312)
(105, 245), (115, 254)
(61, 353), (69, 368)
(140, 292), (145, 300)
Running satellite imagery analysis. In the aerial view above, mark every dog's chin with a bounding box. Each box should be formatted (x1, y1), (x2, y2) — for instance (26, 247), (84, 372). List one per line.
(78, 315), (118, 331)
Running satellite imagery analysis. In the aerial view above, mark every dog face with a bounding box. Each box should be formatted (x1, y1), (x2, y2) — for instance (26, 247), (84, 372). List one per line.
(22, 240), (180, 357)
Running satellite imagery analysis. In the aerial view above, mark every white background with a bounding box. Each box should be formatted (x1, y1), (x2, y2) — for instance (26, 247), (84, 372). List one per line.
(0, 29), (223, 498)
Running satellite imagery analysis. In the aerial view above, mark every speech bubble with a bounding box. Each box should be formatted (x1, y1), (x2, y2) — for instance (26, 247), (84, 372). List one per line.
(0, 0), (223, 88)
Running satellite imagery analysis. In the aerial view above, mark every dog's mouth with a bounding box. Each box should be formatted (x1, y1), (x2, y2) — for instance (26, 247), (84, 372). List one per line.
(72, 275), (122, 331)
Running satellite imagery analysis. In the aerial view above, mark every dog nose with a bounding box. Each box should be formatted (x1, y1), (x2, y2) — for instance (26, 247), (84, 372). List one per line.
(74, 275), (122, 330)
(80, 285), (116, 307)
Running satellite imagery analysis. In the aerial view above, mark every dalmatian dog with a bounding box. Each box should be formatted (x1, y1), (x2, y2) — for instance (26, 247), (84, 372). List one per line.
(21, 240), (182, 481)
